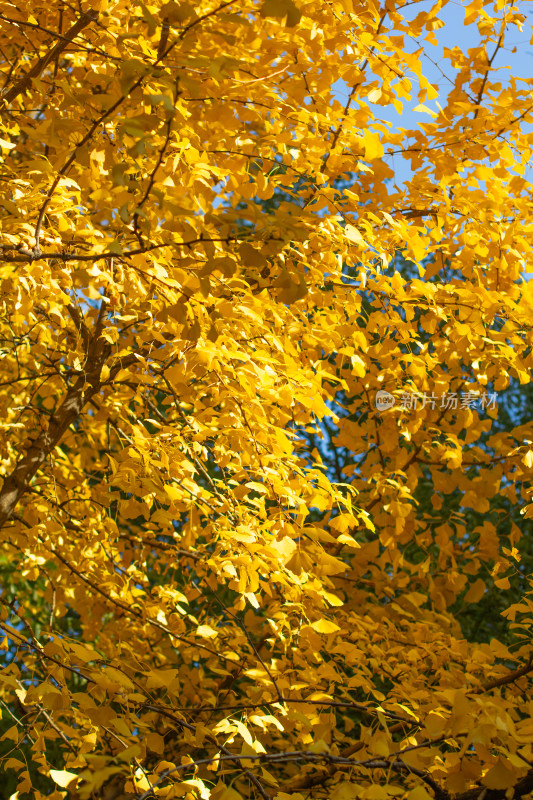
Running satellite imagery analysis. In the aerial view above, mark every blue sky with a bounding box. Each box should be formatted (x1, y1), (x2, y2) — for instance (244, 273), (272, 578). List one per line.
(333, 0), (532, 186)
(331, 1), (533, 277)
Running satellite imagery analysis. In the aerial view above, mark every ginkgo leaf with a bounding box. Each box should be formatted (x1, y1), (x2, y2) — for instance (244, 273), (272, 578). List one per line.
(482, 759), (520, 790)
(367, 87), (383, 103)
(464, 578), (485, 603)
(310, 619), (341, 634)
(522, 450), (533, 468)
(260, 0), (302, 26)
(408, 787), (433, 800)
(219, 788), (244, 800)
(197, 625), (218, 638)
(413, 103), (437, 117)
(344, 224), (365, 245)
(50, 770), (78, 789)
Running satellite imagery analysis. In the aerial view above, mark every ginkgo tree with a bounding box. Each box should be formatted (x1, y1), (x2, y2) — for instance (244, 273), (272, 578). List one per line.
(1, 0), (533, 798)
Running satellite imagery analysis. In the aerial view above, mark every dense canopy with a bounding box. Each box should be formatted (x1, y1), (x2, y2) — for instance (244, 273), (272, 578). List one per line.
(0, 0), (533, 799)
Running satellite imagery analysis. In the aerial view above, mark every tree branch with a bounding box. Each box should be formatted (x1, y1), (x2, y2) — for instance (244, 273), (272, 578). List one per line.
(0, 357), (108, 529)
(470, 658), (533, 695)
(456, 769), (533, 800)
(0, 10), (96, 106)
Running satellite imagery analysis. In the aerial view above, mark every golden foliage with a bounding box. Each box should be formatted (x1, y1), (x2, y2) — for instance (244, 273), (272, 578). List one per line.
(0, 0), (532, 798)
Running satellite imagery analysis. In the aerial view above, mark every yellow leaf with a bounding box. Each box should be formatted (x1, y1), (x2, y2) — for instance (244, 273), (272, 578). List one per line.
(336, 532), (360, 548)
(330, 513), (356, 533)
(482, 759), (519, 790)
(408, 787), (433, 800)
(464, 578), (485, 603)
(344, 224), (365, 245)
(50, 769), (78, 789)
(219, 788), (244, 800)
(233, 718), (254, 746)
(413, 103), (437, 117)
(197, 625), (218, 638)
(494, 576), (510, 589)
(367, 87), (382, 103)
(522, 450), (533, 468)
(310, 619), (340, 633)
(259, 0), (301, 26)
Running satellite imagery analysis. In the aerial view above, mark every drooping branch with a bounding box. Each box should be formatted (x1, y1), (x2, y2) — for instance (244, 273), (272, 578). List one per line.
(0, 10), (96, 107)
